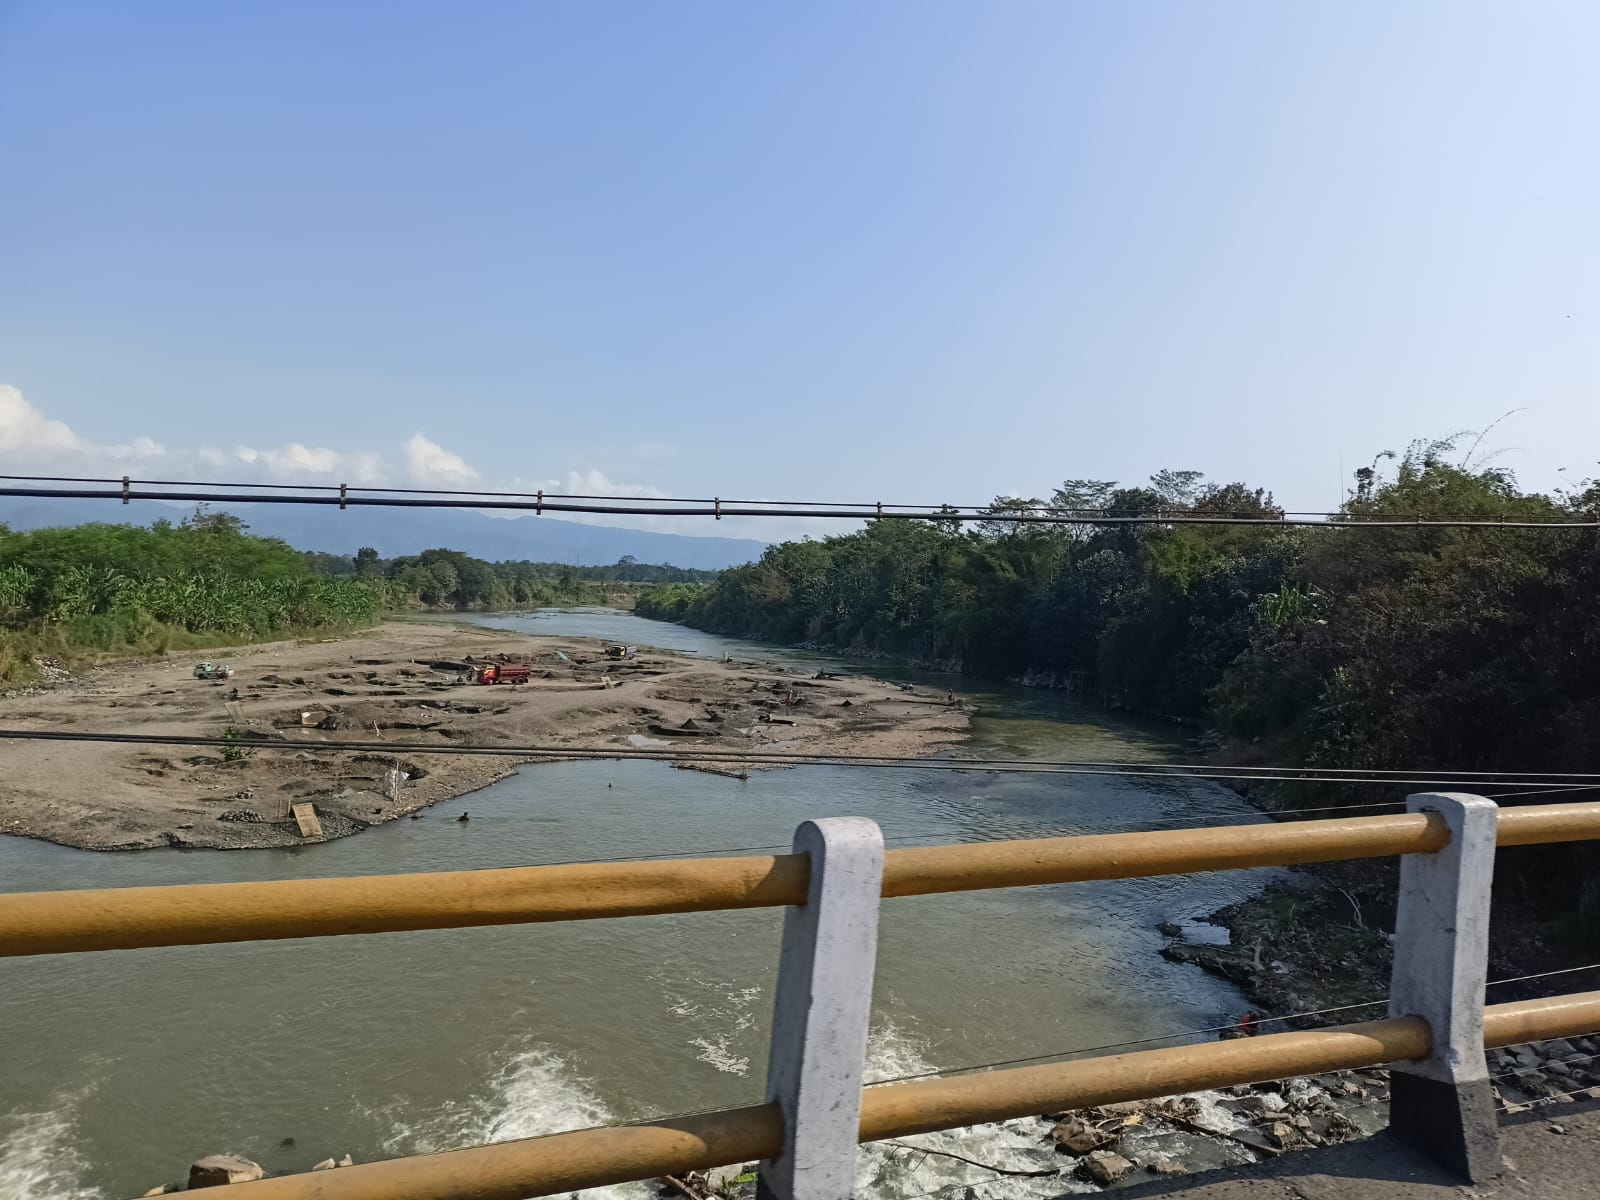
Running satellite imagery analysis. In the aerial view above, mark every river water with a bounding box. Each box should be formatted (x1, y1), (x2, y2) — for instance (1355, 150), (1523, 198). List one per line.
(1, 610), (1280, 1199)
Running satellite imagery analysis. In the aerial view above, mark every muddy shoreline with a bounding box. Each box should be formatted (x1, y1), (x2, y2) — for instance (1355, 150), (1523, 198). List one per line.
(0, 621), (971, 852)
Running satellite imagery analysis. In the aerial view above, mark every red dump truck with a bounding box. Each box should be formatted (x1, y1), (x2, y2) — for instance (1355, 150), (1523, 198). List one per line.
(465, 662), (532, 685)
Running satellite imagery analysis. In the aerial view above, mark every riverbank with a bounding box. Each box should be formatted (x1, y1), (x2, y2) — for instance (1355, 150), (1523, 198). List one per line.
(0, 621), (971, 851)
(1157, 873), (1600, 1120)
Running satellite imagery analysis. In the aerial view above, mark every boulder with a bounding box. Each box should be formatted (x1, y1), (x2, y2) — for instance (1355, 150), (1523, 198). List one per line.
(1148, 1159), (1187, 1176)
(188, 1155), (265, 1188)
(705, 1163), (756, 1191)
(338, 1154), (355, 1167)
(1228, 1095), (1276, 1117)
(1076, 1150), (1134, 1186)
(312, 1160), (337, 1171)
(1049, 1118), (1111, 1155)
(1226, 1127), (1281, 1155)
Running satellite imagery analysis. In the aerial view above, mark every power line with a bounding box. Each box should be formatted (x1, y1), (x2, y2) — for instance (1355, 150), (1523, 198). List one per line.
(1, 475), (1596, 530)
(1483, 962), (1600, 994)
(866, 963), (1600, 1091)
(1491, 1088), (1593, 1113)
(0, 727), (1594, 791)
(1485, 783), (1600, 801)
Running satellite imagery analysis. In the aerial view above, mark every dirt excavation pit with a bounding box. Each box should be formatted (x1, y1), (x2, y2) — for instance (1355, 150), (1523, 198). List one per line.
(0, 622), (972, 850)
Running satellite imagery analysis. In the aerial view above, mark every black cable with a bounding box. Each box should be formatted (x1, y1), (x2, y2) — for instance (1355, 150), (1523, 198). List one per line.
(1485, 963), (1600, 991)
(1486, 783), (1600, 801)
(868, 963), (1600, 1089)
(1, 477), (1596, 529)
(2, 727), (1596, 793)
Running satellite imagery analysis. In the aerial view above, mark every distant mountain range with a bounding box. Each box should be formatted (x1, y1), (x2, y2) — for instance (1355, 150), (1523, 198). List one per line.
(0, 497), (765, 570)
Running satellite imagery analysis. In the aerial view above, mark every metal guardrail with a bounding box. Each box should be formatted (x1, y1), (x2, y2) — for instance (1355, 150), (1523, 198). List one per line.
(7, 798), (1600, 1199)
(4, 803), (1597, 958)
(213, 992), (1600, 1200)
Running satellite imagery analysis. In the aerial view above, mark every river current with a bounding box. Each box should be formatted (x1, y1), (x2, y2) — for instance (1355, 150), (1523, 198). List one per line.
(0, 609), (1280, 1199)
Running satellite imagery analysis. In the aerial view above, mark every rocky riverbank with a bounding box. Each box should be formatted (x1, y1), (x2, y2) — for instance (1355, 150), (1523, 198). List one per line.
(659, 1071), (1393, 1199)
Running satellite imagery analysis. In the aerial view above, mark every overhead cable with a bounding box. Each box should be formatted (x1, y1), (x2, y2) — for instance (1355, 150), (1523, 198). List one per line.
(0, 727), (1595, 790)
(1, 475), (1596, 530)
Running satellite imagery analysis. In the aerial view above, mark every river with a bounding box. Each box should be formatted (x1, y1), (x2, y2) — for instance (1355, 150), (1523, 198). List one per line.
(0, 609), (1281, 1199)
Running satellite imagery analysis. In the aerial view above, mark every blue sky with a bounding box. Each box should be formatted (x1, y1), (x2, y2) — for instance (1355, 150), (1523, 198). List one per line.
(1, 1), (1596, 536)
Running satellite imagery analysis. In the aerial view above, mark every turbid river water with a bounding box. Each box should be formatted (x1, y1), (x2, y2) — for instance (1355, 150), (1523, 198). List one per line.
(1, 610), (1281, 1199)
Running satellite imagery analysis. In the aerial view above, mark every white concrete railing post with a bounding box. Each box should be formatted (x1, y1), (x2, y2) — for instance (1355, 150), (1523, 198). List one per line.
(757, 817), (885, 1200)
(1387, 792), (1501, 1182)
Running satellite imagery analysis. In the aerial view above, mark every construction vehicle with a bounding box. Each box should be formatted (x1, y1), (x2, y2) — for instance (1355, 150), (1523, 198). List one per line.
(464, 662), (532, 685)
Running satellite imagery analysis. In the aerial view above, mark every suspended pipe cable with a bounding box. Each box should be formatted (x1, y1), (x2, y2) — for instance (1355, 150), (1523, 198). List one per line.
(1, 476), (1596, 529)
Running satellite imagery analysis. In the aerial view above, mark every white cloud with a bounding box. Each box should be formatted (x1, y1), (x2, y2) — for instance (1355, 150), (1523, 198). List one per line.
(0, 385), (88, 454)
(0, 385), (785, 543)
(502, 468), (812, 542)
(277, 443), (339, 474)
(110, 436), (166, 460)
(406, 433), (480, 484)
(0, 385), (382, 484)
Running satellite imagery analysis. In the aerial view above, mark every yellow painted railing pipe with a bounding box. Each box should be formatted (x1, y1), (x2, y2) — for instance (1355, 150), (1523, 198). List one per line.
(0, 855), (809, 956)
(1494, 802), (1600, 848)
(10, 802), (1600, 958)
(135, 992), (1600, 1200)
(1483, 989), (1600, 1047)
(209, 1104), (783, 1200)
(857, 1015), (1432, 1141)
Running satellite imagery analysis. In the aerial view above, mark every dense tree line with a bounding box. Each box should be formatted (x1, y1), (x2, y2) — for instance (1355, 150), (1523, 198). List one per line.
(641, 439), (1600, 830)
(0, 507), (383, 678)
(303, 548), (720, 610)
(0, 508), (718, 680)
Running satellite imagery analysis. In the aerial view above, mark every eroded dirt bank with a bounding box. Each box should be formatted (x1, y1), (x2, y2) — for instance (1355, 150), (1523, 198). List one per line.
(0, 622), (970, 850)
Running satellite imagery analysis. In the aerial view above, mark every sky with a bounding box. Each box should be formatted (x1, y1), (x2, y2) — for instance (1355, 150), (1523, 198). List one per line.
(1, 1), (1597, 540)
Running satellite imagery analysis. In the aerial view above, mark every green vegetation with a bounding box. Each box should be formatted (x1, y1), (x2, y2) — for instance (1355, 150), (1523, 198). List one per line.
(633, 581), (706, 621)
(643, 437), (1600, 935)
(0, 507), (724, 684)
(644, 438), (1600, 795)
(0, 507), (384, 682)
(220, 724), (254, 763)
(312, 547), (721, 610)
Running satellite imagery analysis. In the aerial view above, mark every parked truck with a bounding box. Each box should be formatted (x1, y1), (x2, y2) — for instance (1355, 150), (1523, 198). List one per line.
(462, 662), (532, 685)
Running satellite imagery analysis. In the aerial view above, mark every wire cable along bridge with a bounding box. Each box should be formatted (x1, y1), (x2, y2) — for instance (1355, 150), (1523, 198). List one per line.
(4, 795), (1599, 1199)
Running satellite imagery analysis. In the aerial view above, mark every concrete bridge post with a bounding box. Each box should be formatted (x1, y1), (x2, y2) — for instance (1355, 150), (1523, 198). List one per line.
(1387, 792), (1501, 1181)
(757, 817), (885, 1200)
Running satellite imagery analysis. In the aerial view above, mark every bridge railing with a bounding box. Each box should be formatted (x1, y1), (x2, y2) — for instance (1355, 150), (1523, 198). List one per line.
(4, 795), (1599, 1200)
